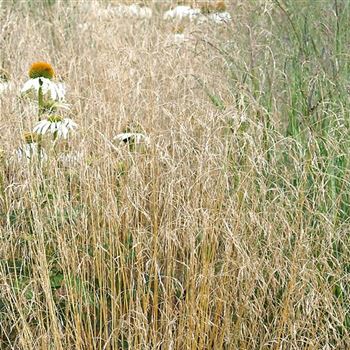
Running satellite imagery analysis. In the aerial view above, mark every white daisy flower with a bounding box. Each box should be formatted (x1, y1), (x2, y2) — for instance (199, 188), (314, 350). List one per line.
(16, 143), (47, 162)
(33, 116), (78, 139)
(208, 11), (232, 24)
(114, 133), (150, 146)
(21, 77), (66, 101)
(164, 6), (201, 21)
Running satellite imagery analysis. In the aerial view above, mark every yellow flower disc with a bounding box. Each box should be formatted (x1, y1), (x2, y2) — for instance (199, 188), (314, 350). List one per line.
(47, 115), (63, 123)
(29, 61), (54, 79)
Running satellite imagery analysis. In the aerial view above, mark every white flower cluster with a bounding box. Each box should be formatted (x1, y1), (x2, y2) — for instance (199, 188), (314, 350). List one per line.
(15, 62), (78, 163)
(207, 11), (232, 24)
(164, 6), (201, 21)
(88, 3), (231, 24)
(164, 5), (232, 24)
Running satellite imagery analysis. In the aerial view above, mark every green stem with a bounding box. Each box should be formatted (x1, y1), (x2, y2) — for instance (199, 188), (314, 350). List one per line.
(38, 78), (44, 161)
(38, 79), (44, 120)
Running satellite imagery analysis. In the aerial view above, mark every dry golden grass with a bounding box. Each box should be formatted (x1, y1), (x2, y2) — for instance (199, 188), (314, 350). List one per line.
(0, 1), (349, 349)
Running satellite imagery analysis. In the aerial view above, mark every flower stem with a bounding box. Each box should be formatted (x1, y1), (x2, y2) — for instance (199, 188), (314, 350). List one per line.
(38, 78), (44, 160)
(38, 78), (44, 120)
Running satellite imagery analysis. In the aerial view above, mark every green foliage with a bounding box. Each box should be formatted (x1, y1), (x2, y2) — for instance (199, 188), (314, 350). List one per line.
(194, 75), (225, 110)
(217, 2), (350, 341)
(222, 0), (350, 221)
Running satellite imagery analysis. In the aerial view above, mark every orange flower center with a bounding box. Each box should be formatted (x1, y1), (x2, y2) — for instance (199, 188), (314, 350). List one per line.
(29, 61), (54, 79)
(215, 1), (226, 12)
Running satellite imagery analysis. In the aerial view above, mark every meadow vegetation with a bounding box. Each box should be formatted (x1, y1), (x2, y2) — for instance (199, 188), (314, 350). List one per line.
(0, 0), (349, 349)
